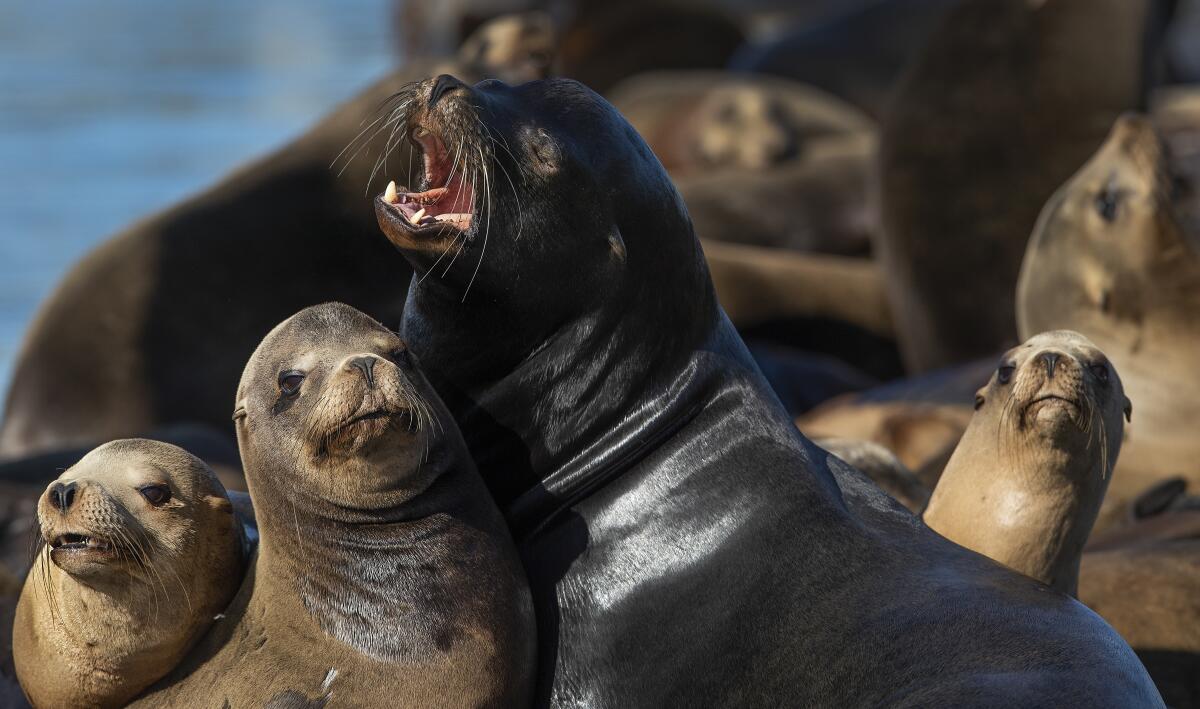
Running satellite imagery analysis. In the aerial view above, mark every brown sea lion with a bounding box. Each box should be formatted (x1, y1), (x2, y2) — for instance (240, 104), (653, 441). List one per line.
(878, 0), (1170, 372)
(1080, 542), (1200, 708)
(923, 331), (1131, 595)
(0, 13), (555, 469)
(1016, 113), (1200, 509)
(680, 133), (877, 256)
(608, 71), (872, 177)
(12, 440), (246, 709)
(133, 303), (534, 707)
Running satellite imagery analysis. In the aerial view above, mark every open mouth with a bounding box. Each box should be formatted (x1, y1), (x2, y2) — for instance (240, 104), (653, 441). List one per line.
(49, 533), (114, 554)
(377, 126), (475, 237)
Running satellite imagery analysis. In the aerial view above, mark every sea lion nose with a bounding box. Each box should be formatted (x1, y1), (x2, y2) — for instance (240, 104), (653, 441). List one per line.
(349, 356), (377, 387)
(1039, 352), (1061, 378)
(49, 482), (77, 512)
(429, 74), (466, 108)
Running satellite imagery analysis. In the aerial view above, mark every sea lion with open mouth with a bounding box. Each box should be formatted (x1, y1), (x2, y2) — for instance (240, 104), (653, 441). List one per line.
(923, 331), (1132, 595)
(374, 75), (1161, 705)
(12, 440), (246, 709)
(132, 303), (534, 708)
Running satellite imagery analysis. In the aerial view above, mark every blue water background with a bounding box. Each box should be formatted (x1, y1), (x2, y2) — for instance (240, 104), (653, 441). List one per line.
(0, 0), (395, 398)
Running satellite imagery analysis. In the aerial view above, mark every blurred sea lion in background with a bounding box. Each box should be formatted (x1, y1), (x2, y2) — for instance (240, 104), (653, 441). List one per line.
(878, 0), (1174, 373)
(1017, 114), (1200, 511)
(0, 14), (556, 480)
(608, 71), (872, 176)
(729, 0), (960, 117)
(555, 1), (745, 94)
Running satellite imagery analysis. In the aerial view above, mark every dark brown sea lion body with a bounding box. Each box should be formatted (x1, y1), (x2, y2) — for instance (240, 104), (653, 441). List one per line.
(374, 75), (1161, 706)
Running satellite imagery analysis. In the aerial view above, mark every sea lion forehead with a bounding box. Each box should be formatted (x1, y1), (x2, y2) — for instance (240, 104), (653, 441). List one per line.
(253, 304), (401, 366)
(60, 439), (219, 496)
(1018, 330), (1103, 359)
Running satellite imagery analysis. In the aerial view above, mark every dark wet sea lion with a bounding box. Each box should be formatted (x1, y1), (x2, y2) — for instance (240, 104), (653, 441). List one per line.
(1017, 114), (1200, 509)
(879, 0), (1172, 372)
(0, 14), (555, 469)
(374, 74), (1161, 705)
(922, 331), (1131, 595)
(13, 440), (246, 708)
(134, 303), (534, 707)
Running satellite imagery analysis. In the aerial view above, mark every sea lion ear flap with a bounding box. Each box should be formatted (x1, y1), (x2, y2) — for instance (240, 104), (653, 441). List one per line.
(232, 400), (248, 423)
(1123, 397), (1133, 423)
(973, 387), (987, 410)
(608, 227), (627, 263)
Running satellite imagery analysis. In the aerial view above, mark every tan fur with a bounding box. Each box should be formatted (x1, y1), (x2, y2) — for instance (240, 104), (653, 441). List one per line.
(132, 304), (533, 708)
(1017, 114), (1200, 512)
(12, 440), (243, 708)
(609, 70), (873, 177)
(923, 331), (1130, 596)
(798, 401), (971, 487)
(702, 240), (892, 337)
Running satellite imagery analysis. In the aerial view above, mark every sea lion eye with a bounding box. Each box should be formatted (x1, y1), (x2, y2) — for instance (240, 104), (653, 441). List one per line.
(997, 365), (1015, 385)
(1095, 185), (1121, 222)
(389, 348), (410, 367)
(278, 370), (305, 396)
(139, 484), (171, 506)
(1090, 363), (1110, 383)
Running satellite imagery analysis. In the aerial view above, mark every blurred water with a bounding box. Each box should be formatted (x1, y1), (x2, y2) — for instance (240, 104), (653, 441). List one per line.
(0, 0), (395, 397)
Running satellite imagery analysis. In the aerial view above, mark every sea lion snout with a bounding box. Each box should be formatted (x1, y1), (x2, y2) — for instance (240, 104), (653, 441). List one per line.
(47, 480), (77, 512)
(1039, 351), (1062, 378)
(347, 355), (377, 387)
(429, 73), (468, 108)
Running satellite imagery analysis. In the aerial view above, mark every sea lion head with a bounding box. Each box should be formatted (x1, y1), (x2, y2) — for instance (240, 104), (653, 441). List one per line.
(454, 12), (556, 86)
(971, 330), (1130, 472)
(234, 302), (448, 516)
(1017, 113), (1200, 350)
(373, 74), (710, 343)
(37, 439), (240, 586)
(687, 85), (801, 170)
(17, 439), (244, 708)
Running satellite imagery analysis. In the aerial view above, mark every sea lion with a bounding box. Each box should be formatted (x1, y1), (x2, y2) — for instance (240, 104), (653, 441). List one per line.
(555, 1), (745, 95)
(0, 12), (555, 468)
(878, 0), (1171, 372)
(679, 134), (877, 256)
(728, 0), (959, 117)
(373, 75), (1160, 705)
(1016, 113), (1200, 508)
(134, 303), (534, 707)
(12, 439), (246, 709)
(922, 331), (1132, 595)
(607, 71), (872, 177)
(1079, 541), (1200, 708)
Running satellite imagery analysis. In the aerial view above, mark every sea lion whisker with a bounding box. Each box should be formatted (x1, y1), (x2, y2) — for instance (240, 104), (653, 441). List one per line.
(462, 148), (492, 301)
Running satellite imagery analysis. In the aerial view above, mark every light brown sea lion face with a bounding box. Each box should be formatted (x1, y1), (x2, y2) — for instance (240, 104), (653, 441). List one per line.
(972, 331), (1130, 464)
(688, 86), (800, 170)
(37, 440), (240, 587)
(1017, 114), (1200, 353)
(234, 303), (438, 513)
(924, 331), (1130, 595)
(15, 440), (244, 709)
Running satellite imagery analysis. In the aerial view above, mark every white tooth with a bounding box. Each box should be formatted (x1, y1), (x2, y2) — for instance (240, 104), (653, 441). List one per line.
(384, 181), (398, 203)
(410, 208), (426, 224)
